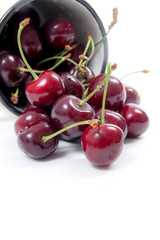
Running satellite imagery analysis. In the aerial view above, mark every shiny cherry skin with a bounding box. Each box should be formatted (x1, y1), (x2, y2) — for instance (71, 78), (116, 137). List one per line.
(81, 123), (124, 166)
(44, 18), (76, 49)
(95, 109), (128, 138)
(51, 94), (95, 141)
(124, 83), (140, 105)
(88, 74), (126, 111)
(69, 66), (95, 84)
(14, 108), (50, 135)
(20, 25), (43, 61)
(25, 70), (65, 109)
(120, 103), (149, 137)
(17, 120), (59, 159)
(59, 72), (85, 98)
(0, 51), (26, 87)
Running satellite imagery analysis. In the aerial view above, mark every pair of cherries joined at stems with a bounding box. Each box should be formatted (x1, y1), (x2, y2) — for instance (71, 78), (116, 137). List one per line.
(0, 9), (149, 166)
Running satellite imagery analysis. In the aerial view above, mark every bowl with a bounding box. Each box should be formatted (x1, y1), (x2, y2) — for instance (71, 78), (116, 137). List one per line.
(0, 0), (108, 115)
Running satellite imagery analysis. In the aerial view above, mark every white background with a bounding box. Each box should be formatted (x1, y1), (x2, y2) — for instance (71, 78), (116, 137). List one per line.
(0, 0), (160, 239)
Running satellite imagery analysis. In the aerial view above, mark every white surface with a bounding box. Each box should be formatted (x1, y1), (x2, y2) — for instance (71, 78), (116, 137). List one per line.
(0, 0), (160, 240)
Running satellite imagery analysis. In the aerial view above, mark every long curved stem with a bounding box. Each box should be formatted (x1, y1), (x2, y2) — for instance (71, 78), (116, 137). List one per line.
(120, 70), (149, 80)
(42, 119), (99, 143)
(17, 19), (38, 80)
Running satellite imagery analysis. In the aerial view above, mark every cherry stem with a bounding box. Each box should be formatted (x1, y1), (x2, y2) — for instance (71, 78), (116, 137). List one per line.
(120, 70), (149, 80)
(89, 8), (118, 49)
(101, 63), (112, 124)
(11, 88), (19, 104)
(94, 29), (110, 48)
(74, 33), (92, 78)
(35, 55), (86, 73)
(55, 43), (79, 64)
(42, 119), (100, 143)
(37, 43), (79, 67)
(17, 18), (38, 80)
(79, 63), (112, 107)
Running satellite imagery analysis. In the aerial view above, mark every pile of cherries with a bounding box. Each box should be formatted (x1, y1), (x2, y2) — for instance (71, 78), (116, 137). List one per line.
(0, 7), (149, 167)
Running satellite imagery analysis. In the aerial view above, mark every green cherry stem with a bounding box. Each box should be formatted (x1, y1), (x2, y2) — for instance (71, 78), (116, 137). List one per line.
(120, 70), (149, 80)
(101, 63), (112, 124)
(79, 63), (113, 108)
(74, 32), (92, 78)
(37, 43), (79, 67)
(11, 88), (19, 104)
(42, 119), (100, 143)
(17, 18), (38, 80)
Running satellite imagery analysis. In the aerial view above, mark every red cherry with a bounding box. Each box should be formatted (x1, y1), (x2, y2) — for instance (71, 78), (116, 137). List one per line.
(58, 72), (85, 98)
(0, 51), (26, 87)
(95, 109), (128, 138)
(17, 120), (59, 159)
(124, 83), (141, 105)
(88, 74), (126, 111)
(20, 25), (43, 61)
(14, 108), (50, 135)
(120, 103), (149, 137)
(25, 70), (65, 109)
(50, 94), (95, 140)
(44, 18), (76, 49)
(81, 124), (124, 166)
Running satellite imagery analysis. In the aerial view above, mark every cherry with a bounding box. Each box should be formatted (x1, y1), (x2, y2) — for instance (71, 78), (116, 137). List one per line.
(88, 74), (126, 111)
(50, 94), (95, 140)
(124, 83), (140, 105)
(11, 6), (40, 28)
(95, 109), (128, 138)
(25, 70), (65, 109)
(17, 120), (59, 159)
(19, 25), (43, 61)
(58, 72), (85, 98)
(0, 51), (26, 87)
(66, 43), (85, 68)
(81, 123), (124, 166)
(120, 103), (149, 137)
(14, 108), (50, 135)
(69, 65), (95, 84)
(44, 18), (76, 49)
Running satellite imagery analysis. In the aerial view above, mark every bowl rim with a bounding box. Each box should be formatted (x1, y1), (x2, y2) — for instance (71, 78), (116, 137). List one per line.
(0, 0), (108, 116)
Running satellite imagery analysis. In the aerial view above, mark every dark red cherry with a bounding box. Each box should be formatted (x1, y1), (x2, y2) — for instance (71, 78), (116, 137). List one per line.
(69, 65), (95, 84)
(20, 25), (43, 61)
(11, 6), (40, 28)
(51, 95), (95, 140)
(124, 83), (141, 105)
(0, 51), (26, 87)
(66, 43), (85, 68)
(25, 70), (65, 109)
(58, 72), (85, 98)
(17, 120), (58, 159)
(44, 18), (76, 49)
(95, 109), (128, 138)
(120, 103), (149, 137)
(14, 108), (50, 135)
(88, 74), (126, 111)
(81, 124), (124, 166)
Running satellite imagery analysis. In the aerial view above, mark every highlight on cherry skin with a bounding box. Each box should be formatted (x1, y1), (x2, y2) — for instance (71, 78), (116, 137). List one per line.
(81, 123), (124, 166)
